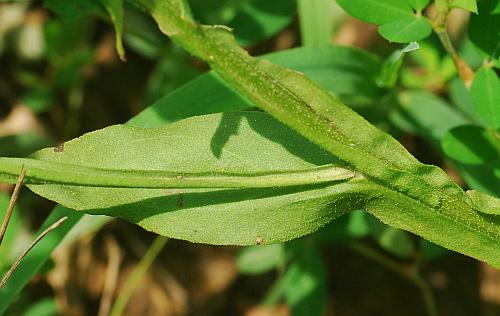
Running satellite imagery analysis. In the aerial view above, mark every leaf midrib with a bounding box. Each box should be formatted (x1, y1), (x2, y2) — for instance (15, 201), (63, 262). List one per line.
(0, 157), (357, 189)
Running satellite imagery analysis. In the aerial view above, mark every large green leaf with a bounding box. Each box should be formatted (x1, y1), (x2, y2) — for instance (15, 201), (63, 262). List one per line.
(0, 112), (365, 245)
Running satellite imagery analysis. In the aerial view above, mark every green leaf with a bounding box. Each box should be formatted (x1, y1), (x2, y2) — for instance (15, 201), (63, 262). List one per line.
(494, 0), (500, 14)
(190, 0), (297, 46)
(391, 91), (470, 146)
(391, 92), (499, 196)
(451, 0), (478, 13)
(0, 193), (29, 270)
(378, 16), (432, 43)
(442, 125), (499, 165)
(230, 0), (296, 46)
(100, 0), (126, 61)
(448, 77), (477, 120)
(468, 190), (500, 215)
(408, 0), (431, 11)
(335, 0), (413, 25)
(237, 244), (285, 275)
(377, 42), (420, 88)
(336, 0), (431, 43)
(2, 112), (362, 245)
(469, 0), (500, 58)
(441, 125), (500, 196)
(470, 67), (500, 129)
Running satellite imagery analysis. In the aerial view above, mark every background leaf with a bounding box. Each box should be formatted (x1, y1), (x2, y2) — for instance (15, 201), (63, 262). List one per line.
(366, 215), (415, 259)
(470, 67), (500, 129)
(190, 0), (297, 46)
(469, 0), (500, 58)
(237, 244), (285, 275)
(335, 0), (413, 25)
(378, 16), (432, 43)
(442, 125), (499, 165)
(391, 91), (470, 146)
(283, 242), (327, 315)
(131, 45), (384, 128)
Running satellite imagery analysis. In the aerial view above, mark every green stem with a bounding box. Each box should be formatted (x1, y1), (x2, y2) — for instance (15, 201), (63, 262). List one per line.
(348, 241), (438, 316)
(297, 0), (332, 47)
(0, 157), (355, 189)
(109, 236), (168, 316)
(431, 0), (475, 86)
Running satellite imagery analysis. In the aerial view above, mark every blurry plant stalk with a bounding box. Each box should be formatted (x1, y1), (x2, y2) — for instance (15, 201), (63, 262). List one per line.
(431, 0), (475, 86)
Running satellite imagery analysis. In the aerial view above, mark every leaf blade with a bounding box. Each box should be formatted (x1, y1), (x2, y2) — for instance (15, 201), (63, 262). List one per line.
(471, 67), (500, 129)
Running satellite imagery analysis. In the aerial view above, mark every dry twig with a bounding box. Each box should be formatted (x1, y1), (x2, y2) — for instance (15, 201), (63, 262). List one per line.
(0, 166), (25, 246)
(0, 216), (68, 289)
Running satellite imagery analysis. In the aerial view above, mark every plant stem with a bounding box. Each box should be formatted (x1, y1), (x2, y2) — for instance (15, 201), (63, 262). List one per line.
(0, 165), (25, 246)
(431, 1), (475, 86)
(109, 236), (168, 316)
(297, 0), (332, 47)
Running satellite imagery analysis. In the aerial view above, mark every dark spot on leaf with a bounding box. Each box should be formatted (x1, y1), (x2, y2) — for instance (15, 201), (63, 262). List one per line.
(255, 236), (263, 245)
(53, 143), (64, 152)
(177, 193), (184, 208)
